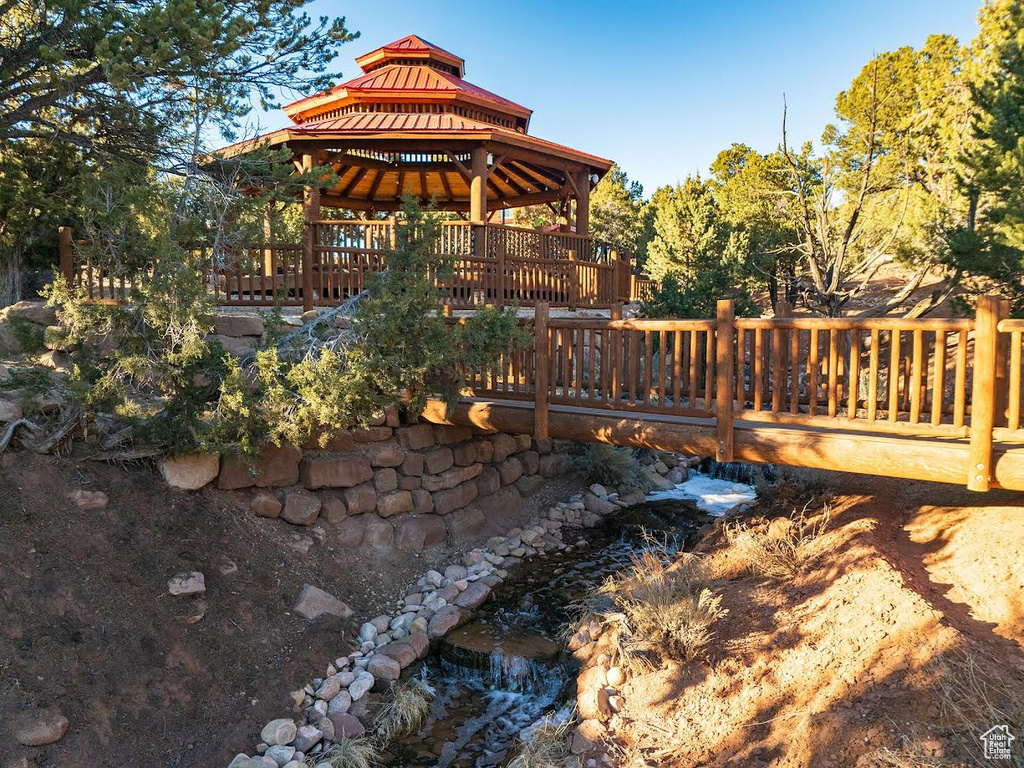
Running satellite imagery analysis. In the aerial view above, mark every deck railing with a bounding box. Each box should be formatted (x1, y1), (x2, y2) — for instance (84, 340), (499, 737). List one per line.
(59, 221), (631, 310)
(456, 297), (1023, 491)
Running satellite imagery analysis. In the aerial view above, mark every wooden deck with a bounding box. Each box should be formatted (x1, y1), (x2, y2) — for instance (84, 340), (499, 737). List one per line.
(424, 300), (1024, 492)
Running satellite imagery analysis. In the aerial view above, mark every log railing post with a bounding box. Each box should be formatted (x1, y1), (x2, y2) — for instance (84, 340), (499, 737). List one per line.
(534, 302), (550, 441)
(715, 298), (736, 463)
(967, 295), (1002, 491)
(58, 226), (74, 284)
(493, 227), (505, 306)
(301, 153), (320, 313)
(567, 248), (578, 311)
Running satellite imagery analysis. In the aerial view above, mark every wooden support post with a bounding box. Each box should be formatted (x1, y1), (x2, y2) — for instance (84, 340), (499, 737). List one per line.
(470, 147), (488, 225)
(715, 298), (736, 463)
(575, 170), (590, 236)
(301, 153), (320, 313)
(968, 295), (1001, 491)
(262, 206), (273, 277)
(534, 302), (550, 441)
(994, 298), (1012, 426)
(567, 248), (578, 311)
(58, 226), (73, 283)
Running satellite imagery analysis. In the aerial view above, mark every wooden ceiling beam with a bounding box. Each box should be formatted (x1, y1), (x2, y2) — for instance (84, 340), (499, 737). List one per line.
(338, 166), (369, 197)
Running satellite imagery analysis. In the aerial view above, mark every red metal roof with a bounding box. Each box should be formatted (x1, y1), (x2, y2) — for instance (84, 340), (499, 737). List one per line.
(335, 64), (528, 113)
(377, 34), (456, 56)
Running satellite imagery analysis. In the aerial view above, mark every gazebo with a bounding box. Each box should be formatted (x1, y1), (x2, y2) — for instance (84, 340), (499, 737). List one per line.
(213, 34), (628, 310)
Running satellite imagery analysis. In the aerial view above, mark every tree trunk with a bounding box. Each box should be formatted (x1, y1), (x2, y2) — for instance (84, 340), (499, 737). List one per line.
(0, 249), (23, 308)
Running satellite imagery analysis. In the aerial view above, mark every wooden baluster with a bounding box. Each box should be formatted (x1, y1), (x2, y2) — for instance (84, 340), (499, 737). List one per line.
(910, 329), (924, 424)
(689, 329), (698, 408)
(588, 325), (597, 402)
(931, 331), (946, 427)
(1009, 330), (1022, 431)
(790, 329), (800, 415)
(715, 299), (736, 462)
(848, 330), (861, 419)
(772, 327), (783, 414)
(888, 330), (902, 422)
(753, 328), (764, 413)
(704, 328), (715, 410)
(534, 302), (549, 440)
(736, 329), (747, 408)
(627, 330), (639, 405)
(658, 329), (667, 407)
(808, 330), (819, 416)
(611, 304), (622, 404)
(575, 325), (586, 401)
(672, 330), (682, 410)
(827, 329), (839, 417)
(643, 330), (654, 405)
(867, 330), (880, 422)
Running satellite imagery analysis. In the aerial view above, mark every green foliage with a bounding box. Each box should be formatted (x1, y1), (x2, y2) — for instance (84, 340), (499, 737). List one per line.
(573, 443), (643, 490)
(46, 199), (528, 456)
(7, 316), (44, 353)
(589, 163), (646, 254)
(641, 272), (757, 320)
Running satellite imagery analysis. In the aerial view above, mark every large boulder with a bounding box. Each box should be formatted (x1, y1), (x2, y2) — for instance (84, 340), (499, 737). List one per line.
(446, 506), (486, 541)
(376, 490), (413, 518)
(293, 585), (352, 620)
(397, 515), (447, 551)
(218, 443), (301, 490)
(396, 424), (435, 450)
(300, 456), (373, 489)
(342, 482), (377, 515)
(159, 453), (219, 490)
(4, 300), (57, 326)
(280, 491), (321, 525)
(432, 480), (478, 515)
(214, 314), (264, 337)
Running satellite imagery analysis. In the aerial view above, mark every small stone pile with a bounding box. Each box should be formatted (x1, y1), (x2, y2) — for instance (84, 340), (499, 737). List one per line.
(228, 452), (689, 767)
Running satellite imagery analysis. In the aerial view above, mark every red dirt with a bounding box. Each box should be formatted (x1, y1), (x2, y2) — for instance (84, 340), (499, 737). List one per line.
(612, 472), (1024, 767)
(0, 450), (580, 767)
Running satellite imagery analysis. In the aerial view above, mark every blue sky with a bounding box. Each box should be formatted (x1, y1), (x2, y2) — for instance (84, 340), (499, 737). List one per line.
(256, 0), (982, 195)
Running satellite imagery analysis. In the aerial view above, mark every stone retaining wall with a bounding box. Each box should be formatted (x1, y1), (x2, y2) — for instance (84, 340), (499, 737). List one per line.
(162, 416), (582, 554)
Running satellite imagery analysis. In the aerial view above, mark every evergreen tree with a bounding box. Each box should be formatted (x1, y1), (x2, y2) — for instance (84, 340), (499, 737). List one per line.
(589, 163), (645, 254)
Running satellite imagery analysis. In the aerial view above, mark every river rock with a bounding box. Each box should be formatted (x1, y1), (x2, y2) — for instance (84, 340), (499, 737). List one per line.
(67, 488), (109, 509)
(292, 724), (322, 752)
(583, 493), (617, 516)
(359, 622), (378, 643)
(293, 584), (352, 620)
(571, 719), (605, 754)
(264, 745), (296, 766)
(348, 670), (374, 701)
(159, 453), (219, 490)
(252, 492), (283, 518)
(315, 676), (341, 701)
(168, 571), (205, 596)
(452, 581), (491, 610)
(606, 666), (625, 687)
(367, 653), (401, 681)
(641, 465), (675, 491)
(427, 604), (463, 638)
(329, 712), (366, 740)
(260, 718), (297, 746)
(327, 690), (351, 715)
(13, 707), (69, 746)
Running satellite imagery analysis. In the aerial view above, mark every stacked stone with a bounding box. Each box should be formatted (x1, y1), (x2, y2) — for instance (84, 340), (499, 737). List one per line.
(229, 450), (689, 767)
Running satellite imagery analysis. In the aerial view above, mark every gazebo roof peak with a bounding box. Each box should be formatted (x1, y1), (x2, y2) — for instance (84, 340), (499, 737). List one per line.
(355, 34), (465, 77)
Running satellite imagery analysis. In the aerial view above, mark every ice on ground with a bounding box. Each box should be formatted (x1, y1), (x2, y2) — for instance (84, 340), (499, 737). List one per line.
(646, 472), (757, 517)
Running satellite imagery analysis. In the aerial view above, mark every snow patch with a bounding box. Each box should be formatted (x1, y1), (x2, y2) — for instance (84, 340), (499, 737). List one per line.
(646, 472), (757, 517)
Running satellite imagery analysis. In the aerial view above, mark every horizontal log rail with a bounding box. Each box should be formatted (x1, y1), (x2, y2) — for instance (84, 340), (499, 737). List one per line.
(451, 298), (1024, 491)
(59, 221), (633, 311)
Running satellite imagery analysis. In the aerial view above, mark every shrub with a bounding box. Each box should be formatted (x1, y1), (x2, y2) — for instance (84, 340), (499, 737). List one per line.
(374, 680), (431, 742)
(7, 316), (45, 353)
(305, 739), (380, 768)
(724, 503), (832, 581)
(580, 546), (727, 668)
(573, 443), (643, 490)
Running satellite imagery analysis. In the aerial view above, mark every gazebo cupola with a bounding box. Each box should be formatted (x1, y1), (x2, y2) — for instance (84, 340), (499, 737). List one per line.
(221, 34), (612, 232)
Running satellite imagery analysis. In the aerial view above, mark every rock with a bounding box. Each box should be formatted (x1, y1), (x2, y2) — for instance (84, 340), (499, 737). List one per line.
(208, 334), (257, 357)
(264, 745), (296, 766)
(373, 467), (398, 493)
(444, 564), (468, 581)
(293, 584), (352, 620)
(365, 443), (405, 468)
(515, 475), (546, 497)
(473, 439), (494, 463)
(606, 666), (625, 687)
(537, 454), (565, 478)
(519, 450), (540, 475)
(329, 712), (366, 740)
(453, 581), (491, 610)
(399, 452), (424, 477)
(13, 707), (69, 746)
(411, 488), (433, 514)
(421, 463), (483, 492)
(397, 515), (447, 551)
(641, 466), (675, 491)
(214, 314), (265, 337)
(475, 485), (521, 519)
(67, 488), (108, 509)
(376, 489), (413, 518)
(423, 446), (454, 474)
(588, 483), (609, 498)
(219, 443), (302, 489)
(433, 424), (472, 444)
(432, 480), (478, 515)
(315, 676), (341, 700)
(380, 641), (417, 668)
(427, 604), (464, 638)
(488, 433), (518, 462)
(300, 456), (373, 490)
(571, 719), (605, 754)
(584, 494), (617, 516)
(260, 718), (297, 746)
(497, 457), (523, 485)
(348, 671), (374, 701)
(351, 426), (392, 442)
(335, 517), (365, 547)
(168, 571), (206, 596)
(396, 424), (435, 450)
(252, 492), (283, 518)
(6, 300), (57, 326)
(320, 495), (347, 523)
(292, 724), (323, 752)
(450, 441), (477, 466)
(475, 466), (501, 497)
(653, 460), (669, 475)
(367, 652), (402, 681)
(0, 398), (23, 422)
(0, 362), (10, 382)
(363, 519), (394, 549)
(159, 453), (219, 490)
(342, 482), (377, 515)
(280, 490), (322, 526)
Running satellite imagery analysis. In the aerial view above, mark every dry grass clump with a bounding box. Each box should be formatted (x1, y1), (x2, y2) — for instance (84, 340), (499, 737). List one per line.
(932, 650), (1024, 766)
(506, 719), (572, 768)
(724, 503), (832, 581)
(374, 680), (431, 742)
(305, 738), (380, 768)
(582, 546), (727, 668)
(573, 443), (643, 490)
